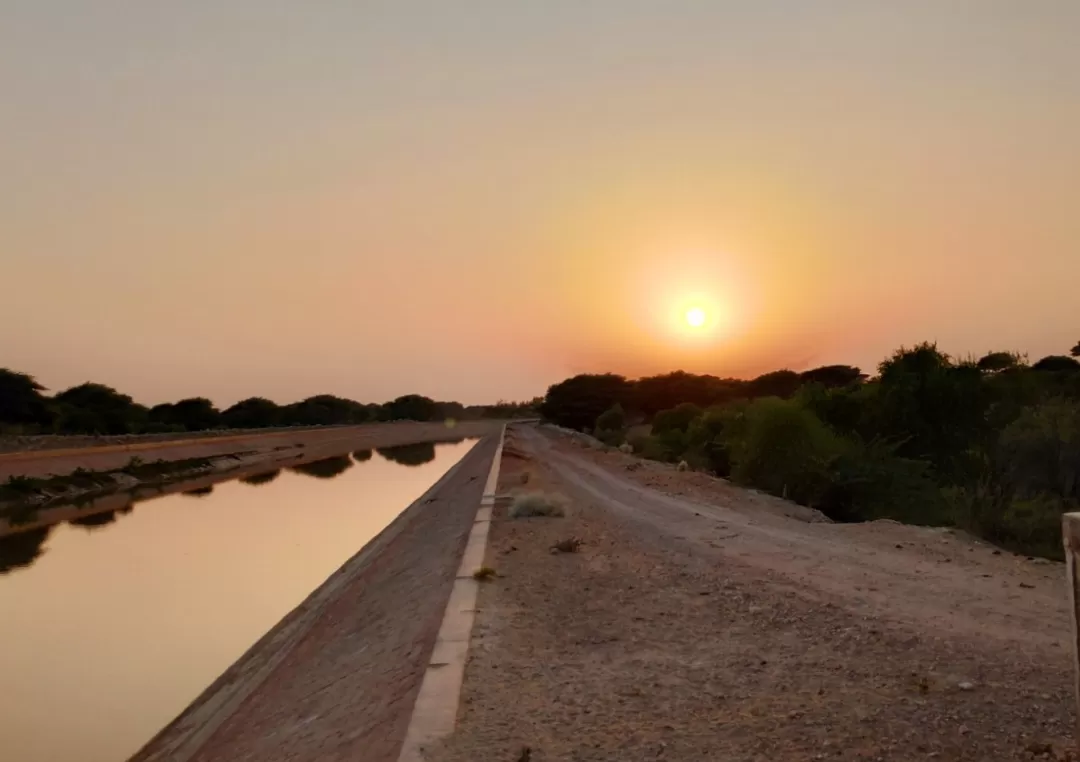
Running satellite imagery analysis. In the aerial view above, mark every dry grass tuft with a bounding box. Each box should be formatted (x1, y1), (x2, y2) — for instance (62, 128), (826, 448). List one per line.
(676, 460), (690, 472)
(509, 492), (566, 519)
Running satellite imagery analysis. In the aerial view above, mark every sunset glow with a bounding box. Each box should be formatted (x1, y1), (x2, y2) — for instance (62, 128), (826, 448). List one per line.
(685, 307), (707, 328)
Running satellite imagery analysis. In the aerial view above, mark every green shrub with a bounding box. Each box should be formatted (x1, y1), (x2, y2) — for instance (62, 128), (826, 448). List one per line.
(727, 397), (843, 506)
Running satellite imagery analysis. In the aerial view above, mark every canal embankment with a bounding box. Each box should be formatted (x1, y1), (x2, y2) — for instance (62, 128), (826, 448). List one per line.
(129, 431), (501, 762)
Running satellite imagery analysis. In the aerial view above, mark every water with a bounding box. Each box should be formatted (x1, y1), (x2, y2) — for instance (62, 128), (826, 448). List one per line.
(0, 439), (477, 762)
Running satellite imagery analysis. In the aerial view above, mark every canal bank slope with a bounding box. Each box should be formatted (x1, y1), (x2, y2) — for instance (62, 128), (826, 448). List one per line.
(130, 433), (500, 762)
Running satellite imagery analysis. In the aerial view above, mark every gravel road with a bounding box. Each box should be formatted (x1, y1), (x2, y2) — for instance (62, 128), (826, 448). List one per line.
(431, 425), (1074, 761)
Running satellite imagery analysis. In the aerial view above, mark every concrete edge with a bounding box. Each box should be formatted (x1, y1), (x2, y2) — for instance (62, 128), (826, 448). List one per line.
(129, 435), (496, 762)
(396, 424), (506, 762)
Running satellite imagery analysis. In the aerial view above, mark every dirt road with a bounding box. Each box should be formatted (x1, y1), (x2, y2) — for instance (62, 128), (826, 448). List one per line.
(432, 425), (1073, 761)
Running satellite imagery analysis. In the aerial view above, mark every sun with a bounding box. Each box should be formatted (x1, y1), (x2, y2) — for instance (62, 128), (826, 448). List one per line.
(685, 307), (707, 328)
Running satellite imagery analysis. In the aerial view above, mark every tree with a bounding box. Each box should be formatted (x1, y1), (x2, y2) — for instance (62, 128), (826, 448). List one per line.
(539, 374), (630, 431)
(976, 351), (1024, 373)
(0, 369), (52, 428)
(1032, 355), (1080, 372)
(799, 365), (865, 388)
(222, 397), (280, 428)
(54, 383), (147, 434)
(1072, 341), (1080, 358)
(384, 394), (438, 422)
(630, 371), (743, 417)
(282, 395), (369, 425)
(166, 398), (221, 431)
(869, 343), (987, 481)
(747, 369), (802, 399)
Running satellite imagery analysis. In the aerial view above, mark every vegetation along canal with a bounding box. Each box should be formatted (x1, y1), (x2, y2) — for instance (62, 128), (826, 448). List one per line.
(0, 438), (478, 762)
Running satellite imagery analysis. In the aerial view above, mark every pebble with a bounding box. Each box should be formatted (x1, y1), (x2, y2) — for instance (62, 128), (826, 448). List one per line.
(958, 682), (975, 691)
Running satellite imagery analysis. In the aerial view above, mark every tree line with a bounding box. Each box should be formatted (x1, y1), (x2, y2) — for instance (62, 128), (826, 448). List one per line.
(540, 341), (1080, 559)
(0, 369), (539, 436)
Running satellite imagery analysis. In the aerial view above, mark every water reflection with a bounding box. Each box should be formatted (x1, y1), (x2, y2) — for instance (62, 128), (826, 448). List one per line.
(377, 441), (436, 467)
(182, 486), (215, 498)
(352, 449), (372, 463)
(289, 455), (353, 479)
(0, 438), (478, 762)
(69, 507), (130, 529)
(0, 526), (53, 573)
(239, 469), (280, 486)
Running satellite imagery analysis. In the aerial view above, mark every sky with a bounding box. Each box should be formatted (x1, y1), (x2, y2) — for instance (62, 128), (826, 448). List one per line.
(2, 1), (1077, 407)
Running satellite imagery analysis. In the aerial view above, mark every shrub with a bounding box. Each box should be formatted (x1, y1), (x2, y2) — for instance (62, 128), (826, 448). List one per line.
(727, 397), (844, 506)
(509, 492), (566, 518)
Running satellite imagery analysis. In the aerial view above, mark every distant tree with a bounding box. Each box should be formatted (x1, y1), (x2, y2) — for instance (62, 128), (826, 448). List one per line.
(630, 371), (744, 417)
(222, 397), (280, 429)
(434, 400), (466, 421)
(1072, 341), (1080, 358)
(747, 369), (802, 399)
(54, 383), (147, 434)
(290, 456), (354, 479)
(1032, 355), (1080, 372)
(169, 398), (220, 431)
(539, 374), (630, 431)
(384, 394), (438, 422)
(976, 351), (1025, 373)
(799, 365), (865, 388)
(352, 449), (373, 462)
(377, 442), (436, 466)
(0, 369), (52, 429)
(282, 395), (369, 426)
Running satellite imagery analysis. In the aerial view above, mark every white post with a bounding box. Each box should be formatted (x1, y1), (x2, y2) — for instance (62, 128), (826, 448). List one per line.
(1063, 512), (1080, 750)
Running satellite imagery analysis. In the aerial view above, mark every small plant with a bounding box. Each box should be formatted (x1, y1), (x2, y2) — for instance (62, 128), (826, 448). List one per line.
(509, 492), (566, 518)
(473, 566), (497, 581)
(551, 537), (582, 553)
(618, 442), (634, 454)
(676, 460), (690, 472)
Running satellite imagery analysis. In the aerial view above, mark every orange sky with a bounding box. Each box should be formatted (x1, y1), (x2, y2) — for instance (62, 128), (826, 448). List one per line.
(2, 3), (1077, 406)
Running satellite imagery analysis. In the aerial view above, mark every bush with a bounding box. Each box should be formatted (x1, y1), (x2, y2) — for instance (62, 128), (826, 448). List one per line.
(509, 492), (566, 518)
(727, 397), (844, 506)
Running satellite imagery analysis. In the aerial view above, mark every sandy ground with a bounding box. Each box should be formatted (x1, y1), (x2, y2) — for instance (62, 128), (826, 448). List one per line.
(430, 425), (1074, 762)
(132, 434), (499, 762)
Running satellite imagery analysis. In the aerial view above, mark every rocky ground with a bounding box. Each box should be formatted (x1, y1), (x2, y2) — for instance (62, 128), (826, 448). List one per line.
(429, 425), (1075, 762)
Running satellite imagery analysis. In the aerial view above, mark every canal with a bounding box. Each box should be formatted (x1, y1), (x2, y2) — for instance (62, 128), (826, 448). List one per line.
(0, 438), (478, 762)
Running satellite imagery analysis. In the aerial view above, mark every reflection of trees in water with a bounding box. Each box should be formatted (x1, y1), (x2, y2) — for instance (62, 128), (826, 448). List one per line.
(240, 470), (281, 486)
(438, 437), (465, 446)
(290, 456), (353, 480)
(0, 527), (53, 574)
(352, 449), (373, 463)
(69, 510), (121, 528)
(182, 485), (215, 498)
(377, 442), (436, 467)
